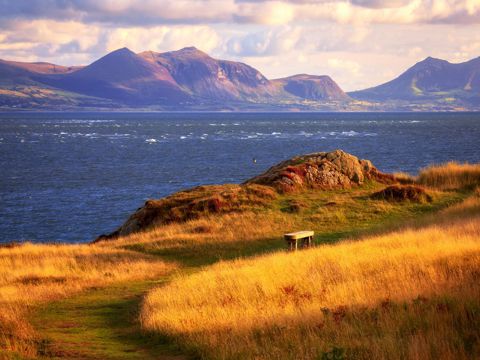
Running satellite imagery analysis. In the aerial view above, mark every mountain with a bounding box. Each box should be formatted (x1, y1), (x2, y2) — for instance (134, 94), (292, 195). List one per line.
(0, 47), (351, 109)
(37, 48), (190, 105)
(349, 56), (480, 106)
(138, 47), (277, 101)
(2, 48), (478, 111)
(272, 74), (350, 101)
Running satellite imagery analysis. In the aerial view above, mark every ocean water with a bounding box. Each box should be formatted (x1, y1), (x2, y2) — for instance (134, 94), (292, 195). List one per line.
(1, 112), (479, 243)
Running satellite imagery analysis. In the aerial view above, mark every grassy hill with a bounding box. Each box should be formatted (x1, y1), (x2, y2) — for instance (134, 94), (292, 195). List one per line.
(0, 156), (479, 359)
(141, 194), (480, 360)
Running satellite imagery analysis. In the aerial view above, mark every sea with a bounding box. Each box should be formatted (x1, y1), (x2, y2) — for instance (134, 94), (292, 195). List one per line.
(1, 112), (479, 244)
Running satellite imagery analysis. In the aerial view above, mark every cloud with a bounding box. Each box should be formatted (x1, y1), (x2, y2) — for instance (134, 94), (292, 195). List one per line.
(106, 26), (221, 54)
(225, 26), (302, 56)
(349, 0), (413, 9)
(0, 0), (479, 25)
(0, 19), (222, 64)
(0, 19), (103, 64)
(327, 57), (361, 75)
(234, 2), (295, 24)
(2, 19), (100, 50)
(0, 0), (237, 25)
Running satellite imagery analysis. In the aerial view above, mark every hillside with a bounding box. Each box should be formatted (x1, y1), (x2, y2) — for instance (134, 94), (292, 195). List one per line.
(1, 60), (82, 74)
(349, 56), (480, 108)
(142, 195), (480, 360)
(272, 74), (350, 101)
(139, 47), (278, 101)
(0, 60), (117, 109)
(38, 48), (190, 105)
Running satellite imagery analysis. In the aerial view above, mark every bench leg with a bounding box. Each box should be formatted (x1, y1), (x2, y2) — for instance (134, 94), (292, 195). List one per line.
(287, 240), (296, 251)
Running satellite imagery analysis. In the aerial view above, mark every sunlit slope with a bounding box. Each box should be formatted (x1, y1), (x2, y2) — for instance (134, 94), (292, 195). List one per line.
(141, 194), (480, 360)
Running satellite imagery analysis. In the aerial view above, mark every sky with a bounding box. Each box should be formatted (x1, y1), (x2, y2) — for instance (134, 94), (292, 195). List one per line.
(0, 0), (479, 91)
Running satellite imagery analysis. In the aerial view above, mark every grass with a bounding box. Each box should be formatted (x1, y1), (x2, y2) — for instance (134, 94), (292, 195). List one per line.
(0, 244), (176, 358)
(0, 161), (479, 359)
(140, 195), (480, 360)
(418, 162), (480, 190)
(31, 280), (185, 360)
(109, 181), (459, 267)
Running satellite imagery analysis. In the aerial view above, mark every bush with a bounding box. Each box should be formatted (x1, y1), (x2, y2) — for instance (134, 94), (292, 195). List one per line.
(371, 185), (432, 203)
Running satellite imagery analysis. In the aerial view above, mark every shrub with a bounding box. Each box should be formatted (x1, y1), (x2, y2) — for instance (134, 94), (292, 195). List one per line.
(371, 185), (432, 203)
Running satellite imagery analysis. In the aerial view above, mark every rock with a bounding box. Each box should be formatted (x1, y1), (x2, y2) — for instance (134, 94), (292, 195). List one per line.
(245, 149), (394, 193)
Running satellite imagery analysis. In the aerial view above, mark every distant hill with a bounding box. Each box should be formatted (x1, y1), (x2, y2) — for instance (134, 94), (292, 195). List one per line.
(38, 48), (190, 105)
(273, 74), (350, 101)
(0, 59), (115, 109)
(1, 48), (479, 110)
(349, 56), (480, 107)
(139, 47), (278, 101)
(2, 60), (82, 74)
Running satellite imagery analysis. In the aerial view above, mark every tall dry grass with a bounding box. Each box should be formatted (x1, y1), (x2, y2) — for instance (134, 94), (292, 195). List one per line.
(141, 196), (480, 360)
(418, 162), (480, 190)
(0, 243), (176, 357)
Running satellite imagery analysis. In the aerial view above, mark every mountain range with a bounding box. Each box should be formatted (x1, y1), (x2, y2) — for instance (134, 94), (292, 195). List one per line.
(1, 47), (479, 111)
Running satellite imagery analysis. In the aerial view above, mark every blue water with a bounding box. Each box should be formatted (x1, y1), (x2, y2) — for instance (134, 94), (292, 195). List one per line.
(1, 112), (479, 243)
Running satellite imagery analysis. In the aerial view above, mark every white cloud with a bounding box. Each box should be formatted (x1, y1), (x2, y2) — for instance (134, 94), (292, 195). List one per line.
(3, 20), (100, 50)
(107, 26), (221, 54)
(327, 58), (361, 76)
(235, 2), (295, 24)
(225, 26), (302, 56)
(0, 20), (102, 64)
(1, 0), (479, 25)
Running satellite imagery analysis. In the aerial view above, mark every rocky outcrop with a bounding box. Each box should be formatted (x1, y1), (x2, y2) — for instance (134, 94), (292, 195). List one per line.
(95, 150), (395, 242)
(245, 149), (394, 193)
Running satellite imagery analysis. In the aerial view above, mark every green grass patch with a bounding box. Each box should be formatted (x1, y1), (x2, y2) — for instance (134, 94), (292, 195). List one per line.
(31, 281), (186, 360)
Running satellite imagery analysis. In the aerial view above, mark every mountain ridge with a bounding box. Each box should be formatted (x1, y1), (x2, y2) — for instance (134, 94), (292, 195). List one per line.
(349, 55), (480, 107)
(1, 48), (479, 111)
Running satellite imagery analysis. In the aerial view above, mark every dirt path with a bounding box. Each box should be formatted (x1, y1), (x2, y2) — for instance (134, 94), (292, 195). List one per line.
(31, 280), (186, 360)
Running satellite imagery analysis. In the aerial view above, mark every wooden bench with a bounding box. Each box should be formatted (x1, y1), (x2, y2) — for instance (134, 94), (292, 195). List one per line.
(284, 230), (314, 251)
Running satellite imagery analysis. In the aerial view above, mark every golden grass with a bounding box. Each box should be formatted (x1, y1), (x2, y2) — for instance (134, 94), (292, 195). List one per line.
(393, 172), (415, 184)
(0, 243), (176, 357)
(418, 162), (480, 190)
(141, 196), (480, 360)
(105, 184), (440, 257)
